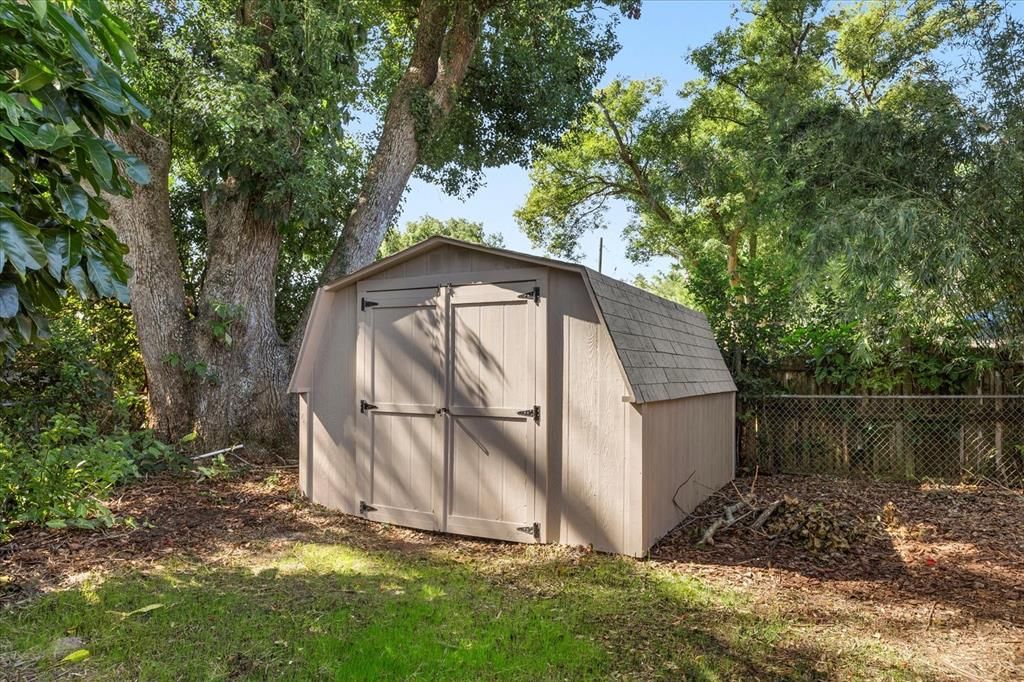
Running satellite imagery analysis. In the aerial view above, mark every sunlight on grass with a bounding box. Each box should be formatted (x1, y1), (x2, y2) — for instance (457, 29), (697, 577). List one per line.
(0, 541), (919, 680)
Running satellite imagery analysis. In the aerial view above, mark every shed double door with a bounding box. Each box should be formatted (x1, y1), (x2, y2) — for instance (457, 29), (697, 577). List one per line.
(357, 279), (542, 543)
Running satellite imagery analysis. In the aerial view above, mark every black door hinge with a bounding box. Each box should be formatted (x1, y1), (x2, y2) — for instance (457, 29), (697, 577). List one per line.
(517, 522), (540, 539)
(517, 286), (540, 304)
(516, 405), (540, 423)
(360, 399), (378, 414)
(360, 500), (376, 514)
(361, 298), (378, 311)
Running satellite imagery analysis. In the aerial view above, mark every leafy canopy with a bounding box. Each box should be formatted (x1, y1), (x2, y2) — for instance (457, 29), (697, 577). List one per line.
(0, 0), (150, 360)
(378, 216), (504, 260)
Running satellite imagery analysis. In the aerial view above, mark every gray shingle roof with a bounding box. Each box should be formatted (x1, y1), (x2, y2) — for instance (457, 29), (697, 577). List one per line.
(583, 268), (736, 402)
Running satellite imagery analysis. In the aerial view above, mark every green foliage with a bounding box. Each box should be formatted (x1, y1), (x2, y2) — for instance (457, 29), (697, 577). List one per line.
(0, 0), (150, 359)
(193, 454), (233, 481)
(0, 296), (177, 539)
(1, 296), (144, 433)
(208, 301), (243, 348)
(521, 0), (1021, 393)
(0, 414), (179, 539)
(413, 0), (638, 194)
(378, 216), (504, 260)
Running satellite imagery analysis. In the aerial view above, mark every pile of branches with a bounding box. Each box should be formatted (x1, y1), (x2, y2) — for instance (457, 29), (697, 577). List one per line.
(696, 482), (878, 554)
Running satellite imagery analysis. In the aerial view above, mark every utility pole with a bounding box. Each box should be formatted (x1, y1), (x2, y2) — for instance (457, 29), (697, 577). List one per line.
(598, 237), (604, 273)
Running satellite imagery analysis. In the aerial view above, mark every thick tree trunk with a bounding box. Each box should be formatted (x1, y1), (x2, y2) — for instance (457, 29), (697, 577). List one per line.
(109, 130), (293, 454)
(195, 182), (292, 450)
(186, 184), (292, 450)
(106, 126), (195, 441)
(112, 1), (489, 455)
(319, 0), (484, 283)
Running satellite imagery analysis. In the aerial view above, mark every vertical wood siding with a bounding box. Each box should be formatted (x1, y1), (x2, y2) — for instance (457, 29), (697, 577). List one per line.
(308, 286), (359, 514)
(641, 392), (736, 550)
(298, 393), (310, 496)
(365, 244), (521, 279)
(548, 270), (638, 555)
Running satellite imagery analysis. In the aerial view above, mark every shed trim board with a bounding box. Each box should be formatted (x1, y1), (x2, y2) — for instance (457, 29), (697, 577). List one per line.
(290, 237), (736, 556)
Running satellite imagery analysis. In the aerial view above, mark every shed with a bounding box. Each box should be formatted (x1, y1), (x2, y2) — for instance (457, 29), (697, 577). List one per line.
(289, 237), (736, 556)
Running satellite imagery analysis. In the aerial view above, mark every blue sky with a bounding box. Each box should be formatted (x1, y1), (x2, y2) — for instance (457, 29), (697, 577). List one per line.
(396, 1), (741, 281)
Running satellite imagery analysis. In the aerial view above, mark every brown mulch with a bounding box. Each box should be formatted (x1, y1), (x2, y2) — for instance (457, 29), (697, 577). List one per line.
(2, 470), (1023, 679)
(651, 474), (1024, 681)
(1, 469), (339, 603)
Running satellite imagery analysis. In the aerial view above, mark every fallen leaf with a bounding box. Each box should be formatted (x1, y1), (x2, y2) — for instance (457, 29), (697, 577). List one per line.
(61, 649), (91, 664)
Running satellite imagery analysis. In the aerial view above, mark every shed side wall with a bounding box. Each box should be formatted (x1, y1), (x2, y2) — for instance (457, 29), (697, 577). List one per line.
(641, 391), (735, 551)
(308, 286), (359, 514)
(550, 269), (640, 555)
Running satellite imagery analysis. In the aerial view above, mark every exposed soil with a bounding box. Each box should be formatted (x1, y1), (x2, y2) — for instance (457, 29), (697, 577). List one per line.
(2, 470), (1022, 680)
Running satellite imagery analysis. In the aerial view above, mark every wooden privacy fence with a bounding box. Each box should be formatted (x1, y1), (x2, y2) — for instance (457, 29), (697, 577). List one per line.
(740, 395), (1024, 485)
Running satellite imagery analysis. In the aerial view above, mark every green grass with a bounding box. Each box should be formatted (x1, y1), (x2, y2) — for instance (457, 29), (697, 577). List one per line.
(0, 541), (915, 680)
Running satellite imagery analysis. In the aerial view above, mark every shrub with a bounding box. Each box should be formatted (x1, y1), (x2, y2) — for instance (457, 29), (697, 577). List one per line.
(0, 414), (181, 540)
(0, 297), (145, 436)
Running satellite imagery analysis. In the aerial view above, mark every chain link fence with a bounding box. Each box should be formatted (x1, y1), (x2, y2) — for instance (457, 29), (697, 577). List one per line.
(741, 395), (1024, 486)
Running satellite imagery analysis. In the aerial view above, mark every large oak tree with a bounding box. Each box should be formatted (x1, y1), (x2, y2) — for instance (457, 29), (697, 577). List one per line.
(108, 0), (638, 452)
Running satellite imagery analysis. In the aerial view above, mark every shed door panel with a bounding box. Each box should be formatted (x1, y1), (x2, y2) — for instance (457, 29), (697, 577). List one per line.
(360, 288), (443, 531)
(446, 282), (539, 542)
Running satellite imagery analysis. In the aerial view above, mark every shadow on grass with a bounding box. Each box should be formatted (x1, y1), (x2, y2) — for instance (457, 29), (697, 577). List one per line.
(0, 542), (912, 681)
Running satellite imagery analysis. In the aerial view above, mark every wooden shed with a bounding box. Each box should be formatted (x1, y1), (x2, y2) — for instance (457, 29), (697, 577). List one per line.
(289, 237), (736, 556)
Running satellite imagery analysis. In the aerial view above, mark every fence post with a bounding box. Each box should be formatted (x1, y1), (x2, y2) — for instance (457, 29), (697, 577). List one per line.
(995, 377), (1006, 481)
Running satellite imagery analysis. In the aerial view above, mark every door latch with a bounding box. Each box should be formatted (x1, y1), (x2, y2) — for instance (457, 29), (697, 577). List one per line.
(516, 522), (540, 539)
(360, 399), (378, 414)
(516, 405), (540, 423)
(435, 406), (449, 415)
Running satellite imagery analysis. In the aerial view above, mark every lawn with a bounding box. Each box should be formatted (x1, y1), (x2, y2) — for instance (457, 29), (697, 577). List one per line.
(2, 470), (1018, 680)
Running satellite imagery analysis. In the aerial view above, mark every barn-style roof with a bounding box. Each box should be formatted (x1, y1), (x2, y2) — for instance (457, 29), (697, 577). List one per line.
(291, 237), (736, 401)
(584, 269), (736, 401)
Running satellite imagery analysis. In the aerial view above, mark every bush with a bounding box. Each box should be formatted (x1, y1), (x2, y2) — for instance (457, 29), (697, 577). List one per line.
(1, 297), (145, 435)
(0, 414), (181, 540)
(0, 298), (183, 540)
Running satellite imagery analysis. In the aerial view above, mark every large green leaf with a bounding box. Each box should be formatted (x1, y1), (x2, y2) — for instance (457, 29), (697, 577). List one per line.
(0, 214), (47, 275)
(55, 183), (89, 221)
(42, 230), (69, 279)
(0, 92), (20, 125)
(16, 63), (55, 92)
(79, 82), (129, 116)
(82, 138), (113, 182)
(29, 0), (47, 23)
(83, 249), (127, 301)
(66, 263), (93, 298)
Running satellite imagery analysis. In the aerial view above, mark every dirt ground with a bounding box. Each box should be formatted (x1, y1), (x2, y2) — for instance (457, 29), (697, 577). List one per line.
(1, 470), (1021, 680)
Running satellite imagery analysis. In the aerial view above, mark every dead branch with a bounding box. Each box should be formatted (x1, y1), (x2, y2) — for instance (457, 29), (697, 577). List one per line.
(699, 501), (753, 545)
(671, 470), (697, 516)
(751, 500), (782, 530)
